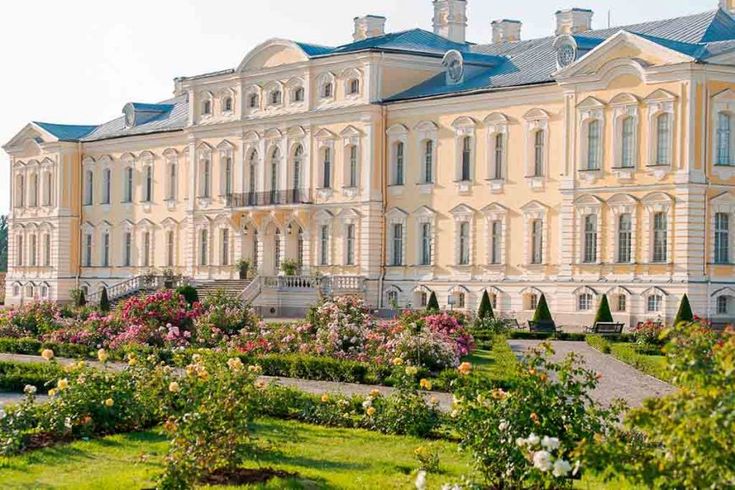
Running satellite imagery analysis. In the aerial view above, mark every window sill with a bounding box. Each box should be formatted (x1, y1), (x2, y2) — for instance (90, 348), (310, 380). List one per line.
(342, 186), (359, 198)
(417, 182), (434, 194)
(316, 188), (334, 199)
(485, 179), (505, 193)
(388, 185), (405, 196)
(454, 181), (472, 194)
(525, 176), (545, 190)
(577, 169), (602, 184)
(713, 164), (735, 179)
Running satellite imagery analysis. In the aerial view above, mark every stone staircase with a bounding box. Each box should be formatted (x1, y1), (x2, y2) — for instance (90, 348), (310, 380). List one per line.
(195, 279), (252, 300)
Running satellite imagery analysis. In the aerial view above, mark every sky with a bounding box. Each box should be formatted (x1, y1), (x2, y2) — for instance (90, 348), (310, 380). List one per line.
(0, 0), (719, 215)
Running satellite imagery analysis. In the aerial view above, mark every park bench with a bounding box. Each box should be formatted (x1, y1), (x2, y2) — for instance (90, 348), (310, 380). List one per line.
(506, 318), (522, 330)
(584, 322), (625, 335)
(528, 320), (557, 333)
(710, 321), (731, 332)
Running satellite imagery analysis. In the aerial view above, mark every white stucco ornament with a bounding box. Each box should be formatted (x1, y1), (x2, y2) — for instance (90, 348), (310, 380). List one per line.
(442, 50), (465, 85)
(554, 35), (578, 69)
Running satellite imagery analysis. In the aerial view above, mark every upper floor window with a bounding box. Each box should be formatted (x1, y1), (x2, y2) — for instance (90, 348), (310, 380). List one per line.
(224, 156), (233, 196)
(166, 231), (175, 267)
(248, 93), (259, 109)
(653, 212), (668, 263)
(458, 221), (470, 265)
(200, 230), (208, 266)
(43, 233), (51, 267)
(29, 234), (37, 267)
(202, 99), (212, 116)
(322, 82), (333, 99)
(43, 172), (53, 206)
(201, 159), (211, 198)
(293, 145), (304, 190)
(533, 130), (545, 177)
(269, 147), (280, 194)
(223, 96), (233, 112)
(221, 228), (230, 266)
(655, 113), (672, 165)
(142, 232), (151, 267)
(248, 150), (258, 194)
(621, 116), (636, 168)
(84, 233), (92, 267)
(393, 142), (405, 185)
(617, 213), (632, 263)
(14, 174), (24, 208)
(715, 212), (730, 264)
(167, 161), (177, 200)
(143, 166), (153, 202)
(320, 225), (329, 265)
(102, 232), (110, 267)
(270, 89), (282, 105)
(420, 222), (432, 266)
(348, 79), (360, 95)
(717, 112), (733, 165)
(102, 168), (111, 204)
(293, 87), (305, 103)
(29, 174), (38, 207)
(322, 147), (332, 189)
(531, 219), (543, 264)
(16, 235), (23, 266)
(583, 214), (598, 263)
(461, 136), (472, 181)
(423, 140), (434, 184)
(391, 223), (404, 266)
(586, 120), (601, 170)
(490, 220), (502, 265)
(345, 224), (356, 266)
(84, 170), (94, 206)
(493, 133), (504, 180)
(348, 145), (358, 188)
(123, 232), (132, 267)
(123, 167), (134, 203)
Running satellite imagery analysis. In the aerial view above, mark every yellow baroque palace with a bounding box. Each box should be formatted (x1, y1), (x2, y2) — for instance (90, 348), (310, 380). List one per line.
(6, 0), (735, 327)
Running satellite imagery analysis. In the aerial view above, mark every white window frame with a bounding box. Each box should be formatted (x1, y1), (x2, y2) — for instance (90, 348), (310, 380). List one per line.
(523, 109), (550, 188)
(522, 201), (549, 266)
(645, 90), (676, 171)
(414, 121), (438, 187)
(414, 206), (437, 267)
(452, 117), (477, 186)
(386, 124), (408, 190)
(450, 205), (475, 267)
(577, 98), (605, 176)
(386, 208), (408, 267)
(611, 94), (640, 173)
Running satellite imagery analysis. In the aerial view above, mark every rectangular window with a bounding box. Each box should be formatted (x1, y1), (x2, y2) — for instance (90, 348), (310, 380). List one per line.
(143, 232), (151, 267)
(717, 296), (729, 315)
(320, 225), (329, 265)
(392, 223), (403, 266)
(617, 295), (627, 312)
(420, 222), (432, 266)
(715, 212), (730, 264)
(647, 295), (662, 313)
(653, 212), (668, 263)
(617, 213), (632, 263)
(102, 233), (110, 267)
(717, 112), (732, 165)
(124, 168), (133, 203)
(200, 230), (208, 266)
(656, 113), (672, 165)
(322, 148), (331, 189)
(491, 220), (502, 265)
(202, 161), (211, 198)
(29, 235), (37, 267)
(102, 169), (111, 204)
(16, 236), (23, 266)
(534, 131), (545, 177)
(587, 120), (601, 170)
(168, 163), (177, 200)
(43, 233), (51, 267)
(424, 140), (433, 184)
(621, 117), (635, 168)
(85, 171), (94, 206)
(123, 232), (132, 267)
(224, 157), (232, 195)
(346, 224), (355, 265)
(578, 293), (593, 311)
(531, 219), (543, 264)
(144, 167), (153, 202)
(167, 231), (174, 267)
(394, 142), (404, 186)
(349, 146), (358, 188)
(459, 221), (470, 265)
(461, 136), (472, 181)
(221, 229), (229, 266)
(583, 215), (598, 263)
(84, 234), (92, 268)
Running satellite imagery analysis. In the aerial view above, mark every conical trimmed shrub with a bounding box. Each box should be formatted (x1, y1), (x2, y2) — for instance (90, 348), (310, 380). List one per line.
(532, 294), (553, 323)
(673, 294), (694, 326)
(593, 294), (613, 325)
(426, 291), (440, 312)
(99, 287), (110, 313)
(478, 290), (495, 319)
(76, 289), (87, 308)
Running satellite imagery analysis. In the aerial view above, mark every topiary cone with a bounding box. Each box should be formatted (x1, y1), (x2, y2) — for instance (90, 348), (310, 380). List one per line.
(478, 290), (495, 319)
(532, 294), (553, 323)
(673, 294), (694, 326)
(593, 294), (613, 325)
(426, 291), (440, 312)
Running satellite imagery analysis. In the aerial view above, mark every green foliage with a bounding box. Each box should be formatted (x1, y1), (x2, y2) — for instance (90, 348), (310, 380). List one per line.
(452, 343), (624, 488)
(0, 360), (63, 393)
(70, 289), (87, 308)
(99, 287), (110, 313)
(673, 294), (693, 326)
(586, 335), (612, 354)
(532, 294), (553, 323)
(414, 444), (441, 473)
(280, 258), (299, 276)
(588, 324), (735, 488)
(174, 285), (199, 306)
(477, 291), (494, 320)
(593, 295), (614, 325)
(509, 331), (587, 341)
(245, 353), (370, 384)
(236, 258), (251, 279)
(0, 215), (7, 272)
(426, 292), (440, 312)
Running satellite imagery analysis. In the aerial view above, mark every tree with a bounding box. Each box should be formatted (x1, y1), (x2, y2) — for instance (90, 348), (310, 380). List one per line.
(0, 215), (7, 272)
(532, 294), (553, 323)
(593, 294), (614, 325)
(673, 294), (694, 326)
(426, 291), (440, 312)
(99, 287), (111, 313)
(477, 290), (495, 319)
(73, 288), (87, 308)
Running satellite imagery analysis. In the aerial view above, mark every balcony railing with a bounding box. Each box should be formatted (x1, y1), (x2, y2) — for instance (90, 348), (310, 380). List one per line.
(227, 189), (313, 208)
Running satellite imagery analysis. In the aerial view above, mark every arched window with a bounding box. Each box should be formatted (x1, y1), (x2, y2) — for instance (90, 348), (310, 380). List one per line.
(423, 140), (434, 184)
(655, 113), (672, 165)
(348, 145), (358, 188)
(461, 136), (472, 181)
(248, 93), (259, 109)
(534, 131), (545, 177)
(202, 99), (212, 115)
(583, 214), (597, 263)
(394, 142), (404, 186)
(717, 112), (733, 165)
(587, 120), (601, 170)
(270, 89), (282, 105)
(293, 87), (305, 103)
(531, 219), (543, 264)
(84, 170), (94, 205)
(617, 213), (632, 263)
(248, 150), (258, 196)
(14, 174), (24, 208)
(102, 168), (111, 204)
(493, 133), (504, 180)
(223, 96), (233, 112)
(621, 117), (636, 168)
(293, 145), (303, 190)
(322, 147), (332, 189)
(200, 229), (208, 266)
(653, 212), (668, 263)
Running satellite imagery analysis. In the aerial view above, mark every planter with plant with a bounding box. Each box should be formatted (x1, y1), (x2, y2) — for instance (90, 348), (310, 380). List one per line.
(236, 259), (251, 280)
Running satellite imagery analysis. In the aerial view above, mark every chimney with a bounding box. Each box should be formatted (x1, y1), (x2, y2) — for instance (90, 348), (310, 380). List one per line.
(433, 0), (468, 43)
(492, 19), (522, 43)
(353, 15), (386, 41)
(555, 8), (593, 36)
(721, 0), (735, 15)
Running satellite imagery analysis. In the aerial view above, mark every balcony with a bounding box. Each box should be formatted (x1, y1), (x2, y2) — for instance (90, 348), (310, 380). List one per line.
(226, 189), (313, 208)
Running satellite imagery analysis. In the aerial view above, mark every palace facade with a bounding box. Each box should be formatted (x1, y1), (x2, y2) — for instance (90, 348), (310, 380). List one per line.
(6, 0), (735, 326)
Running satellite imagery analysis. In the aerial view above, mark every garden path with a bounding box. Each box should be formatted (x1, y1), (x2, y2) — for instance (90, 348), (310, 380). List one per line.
(0, 353), (454, 411)
(507, 340), (675, 408)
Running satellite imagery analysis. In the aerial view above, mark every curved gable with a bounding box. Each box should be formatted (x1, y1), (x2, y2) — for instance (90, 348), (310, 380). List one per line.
(238, 39), (310, 72)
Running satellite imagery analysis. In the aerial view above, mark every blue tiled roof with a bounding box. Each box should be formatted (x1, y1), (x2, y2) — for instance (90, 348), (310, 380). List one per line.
(32, 122), (97, 141)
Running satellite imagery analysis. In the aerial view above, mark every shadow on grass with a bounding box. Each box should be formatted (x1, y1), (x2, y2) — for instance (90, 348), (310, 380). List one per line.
(255, 449), (368, 473)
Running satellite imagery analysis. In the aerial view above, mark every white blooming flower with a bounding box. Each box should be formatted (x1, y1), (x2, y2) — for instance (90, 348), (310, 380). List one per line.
(526, 433), (540, 447)
(552, 459), (572, 477)
(362, 399), (372, 409)
(24, 385), (37, 395)
(532, 450), (553, 472)
(64, 417), (73, 429)
(0, 409), (6, 420)
(498, 420), (509, 432)
(572, 460), (581, 476)
(516, 437), (527, 447)
(541, 436), (560, 451)
(415, 470), (427, 490)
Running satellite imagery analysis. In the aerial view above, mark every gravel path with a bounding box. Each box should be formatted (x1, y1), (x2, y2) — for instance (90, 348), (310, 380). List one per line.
(508, 340), (676, 408)
(0, 353), (453, 412)
(0, 392), (48, 408)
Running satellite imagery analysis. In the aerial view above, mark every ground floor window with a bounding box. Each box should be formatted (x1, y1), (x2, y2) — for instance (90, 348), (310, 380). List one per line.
(717, 295), (729, 315)
(578, 293), (593, 311)
(647, 294), (662, 313)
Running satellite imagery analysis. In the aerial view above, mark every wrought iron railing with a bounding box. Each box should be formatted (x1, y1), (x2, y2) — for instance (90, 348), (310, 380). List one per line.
(226, 189), (313, 208)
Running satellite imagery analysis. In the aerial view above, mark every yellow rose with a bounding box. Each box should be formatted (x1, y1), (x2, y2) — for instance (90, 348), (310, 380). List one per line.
(321, 393), (330, 403)
(57, 378), (69, 390)
(255, 380), (267, 390)
(48, 389), (57, 397)
(458, 362), (472, 376)
(76, 361), (86, 369)
(41, 349), (55, 361)
(247, 365), (262, 374)
(430, 396), (439, 405)
(104, 398), (114, 407)
(405, 366), (419, 376)
(392, 357), (404, 366)
(128, 358), (137, 367)
(97, 349), (109, 363)
(369, 389), (381, 398)
(419, 378), (433, 391)
(366, 406), (376, 417)
(227, 358), (243, 372)
(168, 382), (180, 393)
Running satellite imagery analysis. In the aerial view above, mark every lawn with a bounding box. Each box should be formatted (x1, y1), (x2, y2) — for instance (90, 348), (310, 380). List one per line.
(463, 336), (519, 383)
(586, 335), (673, 384)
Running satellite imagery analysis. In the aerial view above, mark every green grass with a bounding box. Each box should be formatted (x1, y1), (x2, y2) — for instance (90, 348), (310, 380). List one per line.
(586, 336), (672, 384)
(464, 336), (519, 384)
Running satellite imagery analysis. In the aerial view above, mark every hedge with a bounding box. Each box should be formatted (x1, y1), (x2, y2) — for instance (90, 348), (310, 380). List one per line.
(0, 361), (63, 393)
(0, 338), (94, 359)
